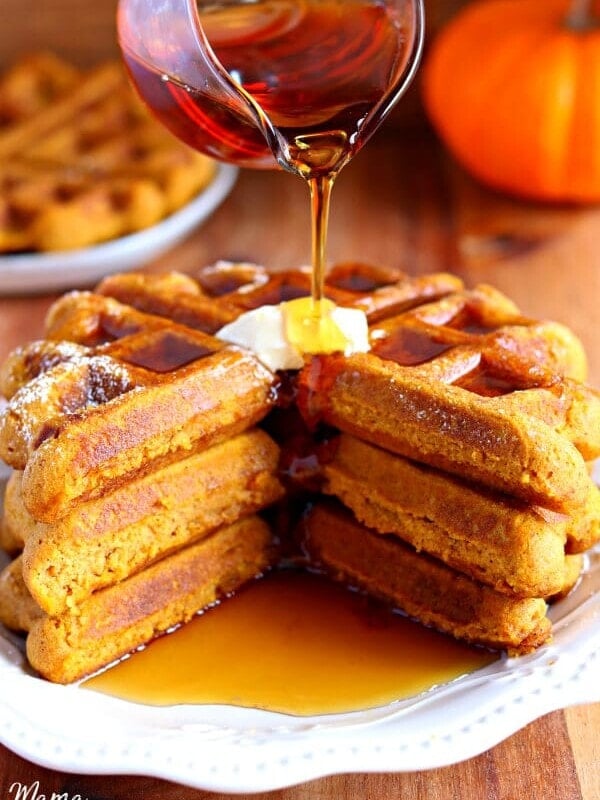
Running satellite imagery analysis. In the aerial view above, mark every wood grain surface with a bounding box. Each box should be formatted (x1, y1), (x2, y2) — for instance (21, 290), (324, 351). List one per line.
(0, 1), (599, 797)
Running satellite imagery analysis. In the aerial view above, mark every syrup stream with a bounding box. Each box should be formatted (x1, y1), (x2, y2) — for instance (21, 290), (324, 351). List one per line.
(309, 175), (333, 311)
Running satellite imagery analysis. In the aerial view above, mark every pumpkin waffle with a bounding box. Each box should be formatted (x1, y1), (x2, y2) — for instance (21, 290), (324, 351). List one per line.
(0, 54), (216, 252)
(0, 515), (275, 683)
(0, 300), (275, 521)
(298, 283), (600, 513)
(301, 502), (554, 654)
(323, 434), (590, 597)
(9, 430), (281, 615)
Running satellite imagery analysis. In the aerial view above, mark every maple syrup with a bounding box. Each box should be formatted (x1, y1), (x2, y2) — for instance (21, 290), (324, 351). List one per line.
(85, 570), (496, 715)
(326, 264), (399, 293)
(119, 330), (214, 373)
(454, 365), (519, 398)
(197, 267), (264, 297)
(371, 326), (454, 366)
(97, 314), (142, 343)
(237, 280), (312, 309)
(446, 306), (502, 336)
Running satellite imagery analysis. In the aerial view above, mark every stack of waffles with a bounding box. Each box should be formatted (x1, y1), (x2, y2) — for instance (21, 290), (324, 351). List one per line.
(0, 261), (599, 682)
(298, 277), (600, 653)
(0, 280), (285, 682)
(0, 53), (215, 252)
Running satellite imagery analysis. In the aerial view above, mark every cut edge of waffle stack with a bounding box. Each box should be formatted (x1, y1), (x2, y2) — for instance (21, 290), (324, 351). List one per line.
(0, 53), (216, 253)
(0, 261), (599, 681)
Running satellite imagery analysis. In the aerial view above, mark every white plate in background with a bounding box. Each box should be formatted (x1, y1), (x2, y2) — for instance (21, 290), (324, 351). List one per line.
(0, 164), (238, 296)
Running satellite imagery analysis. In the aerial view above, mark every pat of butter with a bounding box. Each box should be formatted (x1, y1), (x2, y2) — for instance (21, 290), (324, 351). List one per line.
(217, 305), (304, 371)
(216, 300), (370, 371)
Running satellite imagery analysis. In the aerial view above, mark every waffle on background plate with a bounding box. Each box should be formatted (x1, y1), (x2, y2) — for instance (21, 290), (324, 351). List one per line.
(0, 52), (216, 253)
(0, 261), (599, 683)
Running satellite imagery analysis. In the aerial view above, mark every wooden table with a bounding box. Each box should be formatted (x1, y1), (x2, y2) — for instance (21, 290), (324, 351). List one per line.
(0, 125), (599, 799)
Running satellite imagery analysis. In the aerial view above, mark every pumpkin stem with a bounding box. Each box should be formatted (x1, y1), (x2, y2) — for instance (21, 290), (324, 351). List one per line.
(565, 0), (599, 30)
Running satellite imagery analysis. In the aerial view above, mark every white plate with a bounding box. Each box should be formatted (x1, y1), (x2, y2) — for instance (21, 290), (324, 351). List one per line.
(0, 473), (598, 794)
(0, 164), (238, 296)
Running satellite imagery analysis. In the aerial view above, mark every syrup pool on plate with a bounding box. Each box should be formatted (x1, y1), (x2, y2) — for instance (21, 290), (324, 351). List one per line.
(85, 570), (496, 715)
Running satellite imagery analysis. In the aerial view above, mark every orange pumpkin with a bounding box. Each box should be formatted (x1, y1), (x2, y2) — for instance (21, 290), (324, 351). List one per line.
(422, 0), (600, 203)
